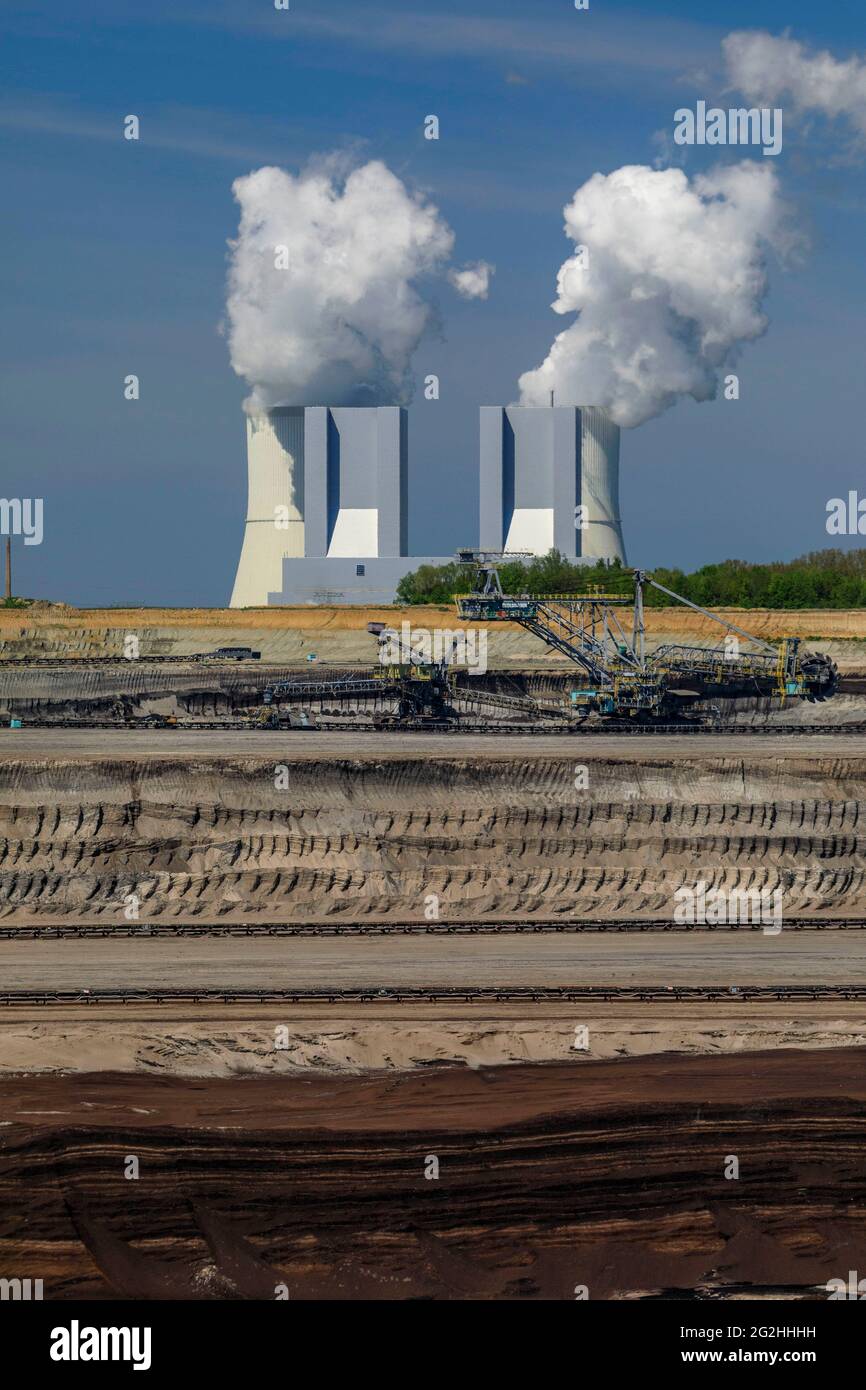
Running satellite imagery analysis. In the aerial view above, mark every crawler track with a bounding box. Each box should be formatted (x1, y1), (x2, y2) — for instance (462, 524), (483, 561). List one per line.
(2, 984), (864, 1005)
(1, 918), (864, 939)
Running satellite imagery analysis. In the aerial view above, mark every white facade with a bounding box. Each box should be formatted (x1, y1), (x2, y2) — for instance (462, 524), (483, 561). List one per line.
(504, 508), (554, 555)
(326, 508), (379, 557)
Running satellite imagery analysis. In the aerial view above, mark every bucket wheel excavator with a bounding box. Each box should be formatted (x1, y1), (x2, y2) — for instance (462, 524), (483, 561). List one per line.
(454, 552), (839, 723)
(255, 556), (837, 729)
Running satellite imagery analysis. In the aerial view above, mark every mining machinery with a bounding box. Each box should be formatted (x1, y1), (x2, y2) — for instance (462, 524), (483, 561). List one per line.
(364, 621), (458, 722)
(454, 552), (839, 722)
(257, 618), (566, 727)
(258, 622), (460, 727)
(256, 556), (837, 729)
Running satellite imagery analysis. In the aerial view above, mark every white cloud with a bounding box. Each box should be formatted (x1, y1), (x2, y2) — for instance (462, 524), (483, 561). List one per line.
(448, 261), (495, 300)
(724, 30), (866, 138)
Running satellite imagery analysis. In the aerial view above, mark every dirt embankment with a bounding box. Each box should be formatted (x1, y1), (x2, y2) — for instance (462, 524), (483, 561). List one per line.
(1, 751), (865, 924)
(1, 1001), (864, 1078)
(1, 604), (864, 668)
(1, 1052), (864, 1299)
(4, 603), (866, 637)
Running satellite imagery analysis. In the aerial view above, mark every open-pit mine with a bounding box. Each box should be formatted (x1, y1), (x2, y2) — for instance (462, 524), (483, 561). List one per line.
(2, 603), (866, 1301)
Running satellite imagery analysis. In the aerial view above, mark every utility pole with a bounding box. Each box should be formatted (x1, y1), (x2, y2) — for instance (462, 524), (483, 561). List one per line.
(4, 536), (10, 602)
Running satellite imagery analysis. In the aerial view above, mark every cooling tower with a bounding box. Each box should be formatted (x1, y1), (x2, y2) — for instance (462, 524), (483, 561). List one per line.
(230, 408), (305, 608)
(578, 406), (625, 561)
(479, 405), (626, 562)
(231, 405), (427, 606)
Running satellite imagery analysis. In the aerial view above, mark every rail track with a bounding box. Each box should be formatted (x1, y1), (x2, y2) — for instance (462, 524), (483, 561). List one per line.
(1, 918), (864, 938)
(0, 656), (268, 667)
(7, 718), (866, 735)
(2, 984), (864, 1005)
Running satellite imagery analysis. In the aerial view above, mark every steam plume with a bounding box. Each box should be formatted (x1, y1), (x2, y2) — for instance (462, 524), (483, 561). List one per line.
(226, 160), (455, 412)
(518, 162), (795, 428)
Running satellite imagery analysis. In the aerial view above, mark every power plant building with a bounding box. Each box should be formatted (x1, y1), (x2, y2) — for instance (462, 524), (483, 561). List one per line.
(230, 403), (626, 606)
(479, 405), (626, 563)
(230, 406), (449, 606)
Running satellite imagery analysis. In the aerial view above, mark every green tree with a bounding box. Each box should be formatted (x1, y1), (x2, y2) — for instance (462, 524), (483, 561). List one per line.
(396, 548), (866, 609)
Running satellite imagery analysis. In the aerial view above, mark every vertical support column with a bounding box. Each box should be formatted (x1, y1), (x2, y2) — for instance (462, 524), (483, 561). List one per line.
(376, 407), (406, 557)
(479, 406), (505, 551)
(303, 407), (330, 558)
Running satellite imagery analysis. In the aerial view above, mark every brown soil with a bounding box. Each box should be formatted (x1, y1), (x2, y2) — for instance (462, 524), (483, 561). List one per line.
(1, 1051), (863, 1299)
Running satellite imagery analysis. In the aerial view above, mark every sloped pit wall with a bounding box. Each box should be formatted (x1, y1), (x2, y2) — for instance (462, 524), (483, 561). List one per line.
(0, 753), (864, 923)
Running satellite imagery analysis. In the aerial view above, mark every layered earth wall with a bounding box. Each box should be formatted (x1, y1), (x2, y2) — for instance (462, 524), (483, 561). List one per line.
(1, 746), (865, 924)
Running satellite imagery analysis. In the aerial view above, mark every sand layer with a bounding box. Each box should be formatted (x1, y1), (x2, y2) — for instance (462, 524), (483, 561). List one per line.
(1, 1002), (865, 1076)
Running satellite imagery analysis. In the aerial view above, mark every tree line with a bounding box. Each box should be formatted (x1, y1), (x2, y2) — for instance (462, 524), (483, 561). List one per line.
(395, 549), (866, 609)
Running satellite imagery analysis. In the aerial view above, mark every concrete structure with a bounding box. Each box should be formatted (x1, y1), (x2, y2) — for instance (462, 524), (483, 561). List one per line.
(232, 402), (627, 607)
(231, 406), (450, 607)
(230, 409), (305, 609)
(479, 405), (625, 563)
(269, 555), (451, 606)
(303, 405), (408, 560)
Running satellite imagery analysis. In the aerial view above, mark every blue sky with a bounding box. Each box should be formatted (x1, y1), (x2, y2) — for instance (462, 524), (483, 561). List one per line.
(3, 0), (866, 604)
